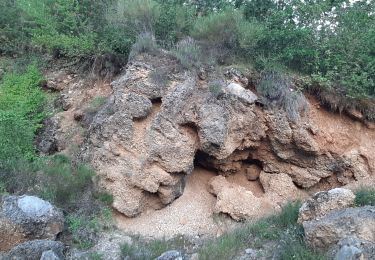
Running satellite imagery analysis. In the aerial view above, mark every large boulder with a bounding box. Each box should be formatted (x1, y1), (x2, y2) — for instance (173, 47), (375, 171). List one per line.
(208, 176), (262, 221)
(298, 188), (355, 223)
(5, 240), (64, 260)
(303, 206), (375, 249)
(332, 237), (375, 260)
(0, 195), (64, 251)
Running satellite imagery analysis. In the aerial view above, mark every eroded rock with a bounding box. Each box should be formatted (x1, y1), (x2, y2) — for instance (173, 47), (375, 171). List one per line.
(79, 53), (374, 219)
(5, 240), (64, 260)
(298, 188), (355, 223)
(209, 176), (262, 220)
(303, 206), (375, 249)
(0, 196), (64, 251)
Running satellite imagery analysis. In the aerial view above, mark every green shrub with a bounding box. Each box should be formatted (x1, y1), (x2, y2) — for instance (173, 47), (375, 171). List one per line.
(257, 70), (309, 121)
(200, 201), (303, 259)
(173, 37), (202, 69)
(129, 32), (159, 59)
(120, 237), (188, 260)
(278, 226), (326, 260)
(39, 154), (95, 208)
(154, 2), (195, 47)
(208, 80), (224, 98)
(192, 9), (241, 50)
(95, 192), (114, 205)
(0, 66), (46, 165)
(110, 0), (161, 34)
(355, 187), (375, 207)
(88, 252), (103, 260)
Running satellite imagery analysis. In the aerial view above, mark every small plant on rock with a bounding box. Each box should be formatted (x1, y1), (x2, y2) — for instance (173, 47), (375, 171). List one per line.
(355, 187), (375, 206)
(257, 70), (309, 122)
(129, 32), (158, 59)
(173, 37), (202, 69)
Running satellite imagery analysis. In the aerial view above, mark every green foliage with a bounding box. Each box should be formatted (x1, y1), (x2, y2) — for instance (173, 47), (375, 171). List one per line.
(67, 207), (113, 249)
(192, 9), (241, 50)
(208, 80), (224, 98)
(95, 192), (114, 205)
(88, 252), (103, 260)
(0, 66), (46, 165)
(199, 201), (303, 260)
(257, 70), (309, 121)
(129, 32), (159, 59)
(278, 226), (326, 260)
(355, 187), (375, 207)
(173, 37), (202, 69)
(154, 2), (195, 47)
(120, 236), (189, 260)
(111, 0), (160, 33)
(39, 154), (95, 208)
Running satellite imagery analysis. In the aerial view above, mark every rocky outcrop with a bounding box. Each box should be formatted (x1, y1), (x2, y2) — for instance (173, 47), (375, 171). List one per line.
(332, 237), (375, 260)
(298, 188), (355, 223)
(303, 206), (375, 249)
(298, 188), (375, 258)
(5, 240), (64, 260)
(80, 53), (375, 219)
(208, 176), (263, 220)
(0, 195), (64, 251)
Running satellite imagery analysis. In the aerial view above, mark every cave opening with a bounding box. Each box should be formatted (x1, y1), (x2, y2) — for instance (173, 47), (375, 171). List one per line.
(193, 150), (218, 172)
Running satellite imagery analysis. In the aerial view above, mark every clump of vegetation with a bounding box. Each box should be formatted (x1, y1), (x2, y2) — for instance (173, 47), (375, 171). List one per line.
(355, 187), (375, 207)
(120, 236), (189, 260)
(67, 207), (112, 249)
(257, 70), (309, 121)
(173, 37), (202, 69)
(199, 201), (324, 260)
(129, 32), (159, 59)
(37, 154), (95, 209)
(208, 80), (224, 98)
(0, 65), (46, 166)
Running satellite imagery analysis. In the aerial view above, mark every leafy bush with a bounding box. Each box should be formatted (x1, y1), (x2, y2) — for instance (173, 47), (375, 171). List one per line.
(110, 0), (161, 34)
(192, 9), (241, 50)
(173, 37), (202, 69)
(0, 66), (46, 165)
(355, 187), (375, 207)
(38, 154), (95, 209)
(208, 80), (224, 98)
(129, 32), (159, 59)
(199, 201), (303, 260)
(121, 236), (188, 260)
(66, 207), (112, 249)
(154, 2), (195, 47)
(257, 70), (309, 121)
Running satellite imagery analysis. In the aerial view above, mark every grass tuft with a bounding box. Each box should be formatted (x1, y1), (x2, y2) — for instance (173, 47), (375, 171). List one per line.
(355, 187), (375, 206)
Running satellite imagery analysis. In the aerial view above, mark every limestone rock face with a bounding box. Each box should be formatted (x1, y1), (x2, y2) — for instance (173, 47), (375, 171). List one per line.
(303, 206), (375, 249)
(0, 196), (64, 251)
(298, 188), (355, 223)
(80, 53), (374, 218)
(80, 55), (264, 217)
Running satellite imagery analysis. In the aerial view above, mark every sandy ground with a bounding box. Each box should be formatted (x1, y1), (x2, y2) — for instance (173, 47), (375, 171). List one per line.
(115, 167), (221, 238)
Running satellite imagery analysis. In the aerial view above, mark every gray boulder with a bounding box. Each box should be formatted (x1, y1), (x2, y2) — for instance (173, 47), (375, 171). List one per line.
(224, 83), (257, 104)
(40, 250), (62, 260)
(5, 240), (64, 260)
(333, 237), (375, 260)
(156, 250), (183, 260)
(298, 188), (355, 223)
(303, 206), (375, 249)
(0, 196), (64, 251)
